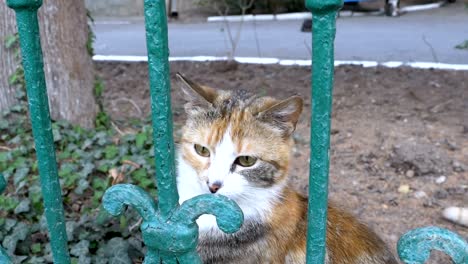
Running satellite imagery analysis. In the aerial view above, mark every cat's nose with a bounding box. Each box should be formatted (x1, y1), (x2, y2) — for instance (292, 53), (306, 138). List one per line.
(208, 181), (222, 193)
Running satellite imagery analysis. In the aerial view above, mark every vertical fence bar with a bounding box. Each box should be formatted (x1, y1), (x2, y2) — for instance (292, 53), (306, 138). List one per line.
(0, 173), (5, 195)
(305, 0), (343, 263)
(102, 1), (243, 263)
(5, 1), (71, 263)
(143, 0), (179, 217)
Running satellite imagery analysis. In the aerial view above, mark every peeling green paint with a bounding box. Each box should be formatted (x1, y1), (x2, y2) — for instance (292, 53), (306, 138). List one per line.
(398, 226), (468, 264)
(305, 0), (343, 263)
(0, 247), (12, 264)
(103, 184), (243, 263)
(6, 0), (71, 263)
(100, 1), (244, 263)
(0, 173), (6, 195)
(143, 0), (179, 218)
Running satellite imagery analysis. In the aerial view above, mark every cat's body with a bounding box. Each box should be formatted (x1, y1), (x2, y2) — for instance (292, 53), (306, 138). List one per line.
(175, 74), (398, 264)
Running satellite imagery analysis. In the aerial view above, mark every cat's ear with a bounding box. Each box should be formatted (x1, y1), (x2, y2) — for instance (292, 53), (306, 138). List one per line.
(176, 73), (217, 111)
(257, 96), (303, 135)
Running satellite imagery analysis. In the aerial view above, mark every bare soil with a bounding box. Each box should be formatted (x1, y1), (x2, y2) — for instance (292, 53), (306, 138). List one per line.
(97, 61), (468, 263)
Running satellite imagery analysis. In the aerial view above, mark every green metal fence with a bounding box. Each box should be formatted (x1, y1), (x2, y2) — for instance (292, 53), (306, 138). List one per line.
(1, 0), (468, 263)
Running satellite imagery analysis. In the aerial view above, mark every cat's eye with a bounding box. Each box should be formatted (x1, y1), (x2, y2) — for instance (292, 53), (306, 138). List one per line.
(194, 144), (210, 157)
(235, 156), (257, 167)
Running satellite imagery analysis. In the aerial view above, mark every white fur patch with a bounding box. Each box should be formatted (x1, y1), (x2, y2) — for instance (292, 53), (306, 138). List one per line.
(176, 127), (286, 234)
(206, 126), (237, 185)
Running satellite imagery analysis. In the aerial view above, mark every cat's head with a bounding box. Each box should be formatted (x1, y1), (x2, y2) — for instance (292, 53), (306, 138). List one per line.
(177, 73), (302, 199)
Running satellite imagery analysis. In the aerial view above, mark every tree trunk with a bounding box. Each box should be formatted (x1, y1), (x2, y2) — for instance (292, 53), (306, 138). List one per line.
(0, 0), (98, 128)
(38, 0), (97, 128)
(0, 0), (19, 111)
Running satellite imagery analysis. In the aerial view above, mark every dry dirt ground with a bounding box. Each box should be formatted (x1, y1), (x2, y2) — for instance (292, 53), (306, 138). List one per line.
(97, 61), (467, 263)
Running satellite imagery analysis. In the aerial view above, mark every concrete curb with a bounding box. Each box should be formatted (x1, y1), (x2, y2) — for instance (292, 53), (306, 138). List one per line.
(93, 55), (468, 71)
(205, 2), (445, 22)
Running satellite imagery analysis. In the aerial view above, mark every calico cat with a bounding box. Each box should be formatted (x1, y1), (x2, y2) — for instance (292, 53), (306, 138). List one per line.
(175, 73), (398, 264)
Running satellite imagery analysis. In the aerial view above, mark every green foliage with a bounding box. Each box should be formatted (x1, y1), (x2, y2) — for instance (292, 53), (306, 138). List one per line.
(0, 196), (20, 213)
(455, 40), (468, 50)
(93, 77), (111, 130)
(86, 9), (111, 130)
(86, 9), (96, 57)
(95, 111), (111, 130)
(4, 34), (19, 49)
(4, 33), (26, 101)
(0, 107), (156, 262)
(30, 243), (41, 254)
(94, 77), (104, 98)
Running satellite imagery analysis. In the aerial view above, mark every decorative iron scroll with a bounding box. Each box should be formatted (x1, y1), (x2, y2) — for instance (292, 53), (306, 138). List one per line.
(398, 226), (468, 264)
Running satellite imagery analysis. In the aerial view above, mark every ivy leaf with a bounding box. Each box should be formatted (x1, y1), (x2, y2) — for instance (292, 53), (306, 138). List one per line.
(14, 198), (31, 214)
(11, 255), (28, 263)
(94, 132), (108, 146)
(10, 105), (24, 114)
(0, 152), (12, 163)
(104, 145), (118, 159)
(78, 256), (92, 264)
(81, 138), (93, 150)
(0, 196), (20, 212)
(66, 221), (79, 242)
(80, 163), (94, 179)
(0, 120), (9, 129)
(13, 167), (29, 185)
(93, 149), (103, 159)
(104, 238), (131, 264)
(92, 178), (109, 191)
(4, 34), (18, 49)
(74, 179), (89, 195)
(31, 243), (42, 254)
(70, 240), (90, 257)
(14, 222), (30, 241)
(4, 219), (17, 233)
(52, 128), (62, 142)
(2, 222), (29, 254)
(135, 132), (147, 149)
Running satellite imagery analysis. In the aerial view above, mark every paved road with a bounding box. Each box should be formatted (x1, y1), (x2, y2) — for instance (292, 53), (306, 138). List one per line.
(93, 2), (468, 63)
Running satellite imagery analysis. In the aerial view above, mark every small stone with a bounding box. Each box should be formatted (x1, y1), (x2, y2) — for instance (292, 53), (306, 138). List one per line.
(444, 139), (458, 151)
(405, 170), (415, 178)
(389, 234), (399, 242)
(381, 204), (388, 209)
(442, 207), (468, 227)
(72, 203), (81, 212)
(398, 184), (411, 194)
(434, 190), (448, 200)
(435, 176), (446, 184)
(414, 190), (427, 199)
(453, 160), (465, 172)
